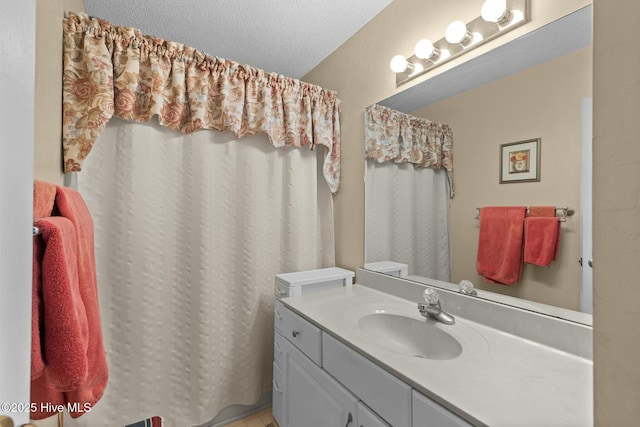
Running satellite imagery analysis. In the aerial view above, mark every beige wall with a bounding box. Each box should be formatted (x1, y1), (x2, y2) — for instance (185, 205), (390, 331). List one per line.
(34, 0), (84, 186)
(305, 0), (640, 423)
(593, 1), (640, 424)
(304, 0), (591, 273)
(414, 47), (591, 310)
(32, 1), (84, 425)
(32, 0), (640, 424)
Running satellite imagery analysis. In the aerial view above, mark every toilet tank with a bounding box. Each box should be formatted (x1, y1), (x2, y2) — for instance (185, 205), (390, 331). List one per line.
(364, 261), (409, 277)
(275, 267), (354, 299)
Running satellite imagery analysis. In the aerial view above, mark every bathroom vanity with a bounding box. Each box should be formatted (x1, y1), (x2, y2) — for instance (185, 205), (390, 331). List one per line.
(272, 269), (592, 427)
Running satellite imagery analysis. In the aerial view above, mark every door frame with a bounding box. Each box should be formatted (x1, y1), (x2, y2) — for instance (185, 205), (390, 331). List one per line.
(0, 1), (36, 424)
(580, 98), (593, 314)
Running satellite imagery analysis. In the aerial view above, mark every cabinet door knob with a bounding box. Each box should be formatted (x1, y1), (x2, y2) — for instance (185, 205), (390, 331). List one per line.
(292, 330), (299, 338)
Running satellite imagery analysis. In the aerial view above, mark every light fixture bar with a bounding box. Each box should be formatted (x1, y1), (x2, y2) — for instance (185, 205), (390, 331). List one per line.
(394, 0), (529, 86)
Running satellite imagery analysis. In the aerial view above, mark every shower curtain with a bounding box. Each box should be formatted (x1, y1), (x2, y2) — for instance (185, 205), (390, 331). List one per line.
(69, 117), (334, 426)
(365, 160), (451, 281)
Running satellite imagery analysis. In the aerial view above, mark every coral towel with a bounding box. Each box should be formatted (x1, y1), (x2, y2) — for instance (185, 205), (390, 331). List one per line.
(31, 180), (57, 381)
(35, 217), (89, 387)
(528, 205), (556, 217)
(476, 207), (526, 285)
(30, 186), (108, 420)
(54, 186), (109, 418)
(524, 217), (561, 267)
(33, 180), (56, 219)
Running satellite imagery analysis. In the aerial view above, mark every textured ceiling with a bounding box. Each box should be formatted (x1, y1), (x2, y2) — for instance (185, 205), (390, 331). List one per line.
(83, 0), (394, 79)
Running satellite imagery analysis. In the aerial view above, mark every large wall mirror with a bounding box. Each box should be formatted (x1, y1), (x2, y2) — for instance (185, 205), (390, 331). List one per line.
(364, 6), (592, 325)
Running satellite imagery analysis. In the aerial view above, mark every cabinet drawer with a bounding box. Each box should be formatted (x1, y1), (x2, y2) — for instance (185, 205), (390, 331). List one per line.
(274, 300), (285, 333)
(282, 305), (322, 366)
(412, 390), (474, 427)
(322, 333), (412, 427)
(274, 330), (284, 369)
(358, 402), (391, 427)
(272, 362), (284, 427)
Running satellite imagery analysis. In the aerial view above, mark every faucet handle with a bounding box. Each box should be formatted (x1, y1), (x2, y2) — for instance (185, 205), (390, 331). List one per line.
(423, 288), (440, 305)
(458, 280), (477, 296)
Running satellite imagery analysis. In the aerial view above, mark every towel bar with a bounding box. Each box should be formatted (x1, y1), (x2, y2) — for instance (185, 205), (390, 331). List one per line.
(474, 206), (575, 222)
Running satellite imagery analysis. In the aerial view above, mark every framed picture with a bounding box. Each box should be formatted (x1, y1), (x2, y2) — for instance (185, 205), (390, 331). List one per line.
(499, 138), (541, 183)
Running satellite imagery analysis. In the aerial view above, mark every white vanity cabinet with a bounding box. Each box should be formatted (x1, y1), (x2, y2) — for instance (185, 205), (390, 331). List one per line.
(273, 300), (357, 427)
(273, 302), (475, 427)
(358, 402), (391, 427)
(412, 390), (474, 427)
(280, 336), (358, 427)
(322, 332), (412, 427)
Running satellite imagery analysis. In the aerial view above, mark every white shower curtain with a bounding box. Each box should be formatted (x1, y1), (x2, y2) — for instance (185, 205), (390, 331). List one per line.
(70, 118), (334, 426)
(365, 160), (450, 281)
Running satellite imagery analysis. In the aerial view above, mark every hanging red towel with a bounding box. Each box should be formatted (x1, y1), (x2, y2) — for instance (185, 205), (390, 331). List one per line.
(524, 217), (561, 267)
(476, 206), (526, 285)
(34, 180), (57, 218)
(30, 218), (90, 419)
(31, 180), (58, 381)
(528, 205), (556, 217)
(32, 230), (46, 381)
(54, 185), (109, 418)
(36, 218), (89, 387)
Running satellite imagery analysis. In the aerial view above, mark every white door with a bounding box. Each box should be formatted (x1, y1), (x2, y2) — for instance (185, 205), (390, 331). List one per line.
(0, 0), (36, 425)
(282, 339), (358, 427)
(580, 98), (593, 314)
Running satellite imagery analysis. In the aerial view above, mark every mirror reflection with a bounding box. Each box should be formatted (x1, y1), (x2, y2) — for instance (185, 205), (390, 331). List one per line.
(364, 7), (592, 324)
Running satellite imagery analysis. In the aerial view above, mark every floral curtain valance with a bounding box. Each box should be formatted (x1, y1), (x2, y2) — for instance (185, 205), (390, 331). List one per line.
(62, 13), (342, 193)
(365, 103), (454, 197)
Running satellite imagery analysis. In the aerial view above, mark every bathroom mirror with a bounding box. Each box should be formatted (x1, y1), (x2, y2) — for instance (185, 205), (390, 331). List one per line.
(365, 6), (593, 325)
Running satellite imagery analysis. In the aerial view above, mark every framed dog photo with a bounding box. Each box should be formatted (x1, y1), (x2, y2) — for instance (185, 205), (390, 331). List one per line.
(499, 138), (541, 183)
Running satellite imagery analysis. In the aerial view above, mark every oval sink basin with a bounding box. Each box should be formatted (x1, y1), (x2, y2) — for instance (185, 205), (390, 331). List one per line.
(358, 313), (463, 360)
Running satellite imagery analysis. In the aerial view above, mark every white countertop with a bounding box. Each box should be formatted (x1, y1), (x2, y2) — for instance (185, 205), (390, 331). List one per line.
(280, 284), (593, 427)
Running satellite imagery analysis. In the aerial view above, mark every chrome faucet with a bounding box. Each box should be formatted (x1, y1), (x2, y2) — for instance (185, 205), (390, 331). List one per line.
(458, 280), (477, 296)
(418, 288), (455, 325)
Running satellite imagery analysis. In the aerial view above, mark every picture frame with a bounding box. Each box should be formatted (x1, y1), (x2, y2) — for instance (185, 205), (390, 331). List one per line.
(499, 138), (541, 183)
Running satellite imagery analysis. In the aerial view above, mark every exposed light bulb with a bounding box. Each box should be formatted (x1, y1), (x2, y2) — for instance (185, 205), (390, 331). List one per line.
(511, 9), (524, 24)
(389, 54), (409, 73)
(445, 20), (470, 44)
(481, 0), (511, 24)
(439, 49), (451, 61)
(410, 63), (424, 75)
(414, 39), (440, 60)
(471, 32), (484, 45)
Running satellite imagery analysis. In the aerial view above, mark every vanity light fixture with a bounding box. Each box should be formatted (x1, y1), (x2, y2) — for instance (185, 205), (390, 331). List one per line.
(389, 54), (424, 75)
(390, 0), (530, 86)
(414, 39), (440, 61)
(445, 20), (472, 45)
(481, 0), (511, 24)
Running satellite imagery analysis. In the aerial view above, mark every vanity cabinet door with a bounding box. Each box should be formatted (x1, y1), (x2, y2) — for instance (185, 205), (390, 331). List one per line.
(412, 390), (474, 427)
(357, 402), (391, 427)
(272, 361), (284, 427)
(282, 337), (358, 427)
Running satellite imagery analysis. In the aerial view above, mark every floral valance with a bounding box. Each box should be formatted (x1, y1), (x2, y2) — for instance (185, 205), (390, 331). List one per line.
(62, 13), (342, 193)
(365, 103), (454, 197)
